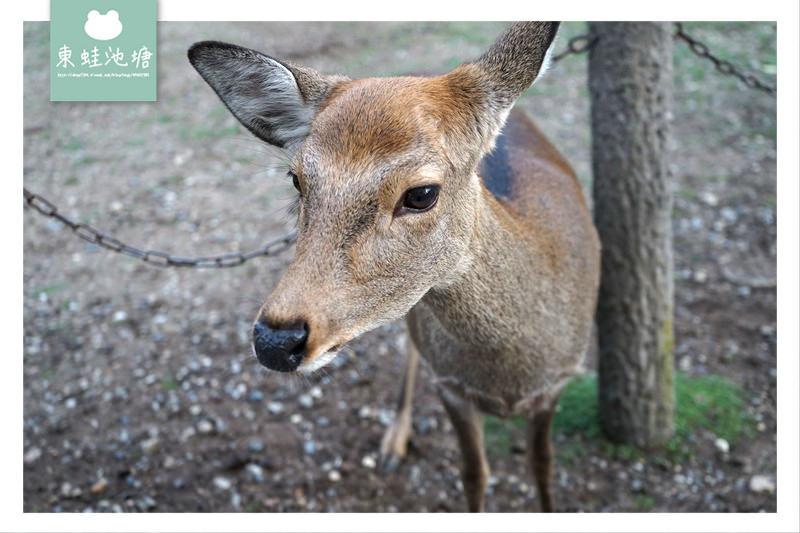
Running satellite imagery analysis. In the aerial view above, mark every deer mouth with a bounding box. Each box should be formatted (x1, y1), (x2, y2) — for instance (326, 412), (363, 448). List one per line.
(296, 345), (341, 373)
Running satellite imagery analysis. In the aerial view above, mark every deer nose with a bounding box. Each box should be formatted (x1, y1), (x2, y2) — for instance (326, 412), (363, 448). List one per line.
(252, 320), (309, 372)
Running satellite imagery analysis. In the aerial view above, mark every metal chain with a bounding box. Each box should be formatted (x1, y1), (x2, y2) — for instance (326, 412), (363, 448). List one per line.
(23, 24), (773, 269)
(551, 34), (597, 63)
(551, 24), (775, 96)
(673, 22), (776, 95)
(23, 188), (296, 268)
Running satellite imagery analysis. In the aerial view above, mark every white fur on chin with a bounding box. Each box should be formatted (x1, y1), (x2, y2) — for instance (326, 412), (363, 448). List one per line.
(297, 349), (339, 374)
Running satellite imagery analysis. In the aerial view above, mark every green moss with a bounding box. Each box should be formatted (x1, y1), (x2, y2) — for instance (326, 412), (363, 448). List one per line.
(484, 414), (524, 458)
(547, 372), (754, 463)
(634, 494), (655, 512)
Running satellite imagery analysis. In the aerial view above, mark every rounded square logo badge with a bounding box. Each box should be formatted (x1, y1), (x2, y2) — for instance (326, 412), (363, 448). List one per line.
(50, 0), (157, 101)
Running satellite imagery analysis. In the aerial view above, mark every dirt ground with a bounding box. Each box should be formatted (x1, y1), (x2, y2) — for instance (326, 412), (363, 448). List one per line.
(23, 22), (776, 512)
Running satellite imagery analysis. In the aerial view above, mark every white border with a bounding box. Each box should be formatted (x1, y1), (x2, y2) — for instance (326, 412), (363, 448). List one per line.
(7, 1), (799, 532)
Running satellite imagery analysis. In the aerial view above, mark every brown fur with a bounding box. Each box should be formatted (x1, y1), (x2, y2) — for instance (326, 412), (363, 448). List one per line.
(189, 21), (600, 512)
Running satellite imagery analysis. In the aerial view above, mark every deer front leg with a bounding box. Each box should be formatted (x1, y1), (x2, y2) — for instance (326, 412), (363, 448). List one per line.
(378, 341), (420, 472)
(439, 387), (488, 512)
(527, 408), (557, 512)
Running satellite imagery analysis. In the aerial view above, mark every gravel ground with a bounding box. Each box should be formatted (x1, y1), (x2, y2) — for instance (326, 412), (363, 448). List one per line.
(23, 22), (776, 512)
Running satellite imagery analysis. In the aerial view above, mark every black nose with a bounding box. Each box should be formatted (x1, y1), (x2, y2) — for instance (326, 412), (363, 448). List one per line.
(252, 320), (309, 372)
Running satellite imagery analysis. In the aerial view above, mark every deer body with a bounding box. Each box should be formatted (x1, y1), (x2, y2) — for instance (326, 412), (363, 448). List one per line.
(411, 109), (598, 418)
(189, 22), (599, 512)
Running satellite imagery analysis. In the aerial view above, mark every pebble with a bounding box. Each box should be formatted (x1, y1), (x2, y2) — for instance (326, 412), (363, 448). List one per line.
(112, 310), (127, 323)
(267, 401), (283, 414)
(328, 470), (341, 482)
(65, 397), (77, 409)
(714, 438), (730, 454)
(748, 475), (775, 494)
(298, 394), (313, 408)
(631, 479), (644, 493)
(90, 478), (107, 494)
(249, 390), (265, 403)
(245, 463), (264, 483)
(180, 426), (196, 441)
(290, 414), (303, 424)
(197, 420), (214, 434)
(309, 386), (323, 399)
(303, 440), (316, 455)
(213, 476), (232, 490)
(361, 455), (376, 469)
(24, 447), (42, 464)
(141, 437), (159, 454)
(248, 440), (264, 452)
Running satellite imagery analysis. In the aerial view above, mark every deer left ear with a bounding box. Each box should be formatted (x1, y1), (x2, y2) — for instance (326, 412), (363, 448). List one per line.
(434, 22), (559, 161)
(188, 41), (348, 149)
(472, 22), (560, 109)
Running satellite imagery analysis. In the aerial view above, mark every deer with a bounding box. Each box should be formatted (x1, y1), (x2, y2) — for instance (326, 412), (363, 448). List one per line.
(188, 21), (600, 512)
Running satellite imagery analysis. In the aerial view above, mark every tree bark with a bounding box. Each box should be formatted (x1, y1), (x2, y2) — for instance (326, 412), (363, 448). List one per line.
(588, 22), (675, 449)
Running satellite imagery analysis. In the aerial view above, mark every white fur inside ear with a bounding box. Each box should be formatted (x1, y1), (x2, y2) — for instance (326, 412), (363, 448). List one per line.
(534, 37), (556, 84)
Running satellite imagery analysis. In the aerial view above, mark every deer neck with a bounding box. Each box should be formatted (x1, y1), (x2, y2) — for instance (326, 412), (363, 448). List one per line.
(419, 183), (528, 348)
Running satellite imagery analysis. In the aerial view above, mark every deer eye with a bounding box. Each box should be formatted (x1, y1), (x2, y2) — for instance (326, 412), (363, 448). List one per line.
(288, 171), (301, 193)
(402, 185), (439, 212)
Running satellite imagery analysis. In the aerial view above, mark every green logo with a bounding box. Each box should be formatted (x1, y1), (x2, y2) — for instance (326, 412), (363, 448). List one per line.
(50, 0), (157, 101)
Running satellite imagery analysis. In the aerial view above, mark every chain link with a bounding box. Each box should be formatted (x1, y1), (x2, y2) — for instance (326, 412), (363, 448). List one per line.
(673, 22), (775, 95)
(23, 24), (773, 269)
(23, 188), (296, 268)
(551, 34), (597, 63)
(551, 24), (775, 96)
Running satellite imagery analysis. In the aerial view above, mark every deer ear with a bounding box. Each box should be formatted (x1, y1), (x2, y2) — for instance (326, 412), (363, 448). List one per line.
(188, 41), (347, 149)
(434, 22), (559, 160)
(473, 22), (560, 109)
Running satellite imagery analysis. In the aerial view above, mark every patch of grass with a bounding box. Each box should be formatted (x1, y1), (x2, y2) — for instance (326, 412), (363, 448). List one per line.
(124, 137), (146, 147)
(551, 372), (754, 463)
(73, 155), (99, 166)
(65, 176), (79, 186)
(161, 379), (179, 391)
(28, 283), (68, 297)
(178, 123), (240, 141)
(634, 494), (655, 512)
(62, 141), (84, 152)
(484, 414), (524, 458)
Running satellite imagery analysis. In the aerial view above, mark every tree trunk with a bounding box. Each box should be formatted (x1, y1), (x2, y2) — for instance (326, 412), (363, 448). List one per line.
(588, 22), (675, 449)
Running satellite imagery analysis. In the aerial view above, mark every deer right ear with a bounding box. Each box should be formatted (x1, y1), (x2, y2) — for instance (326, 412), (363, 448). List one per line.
(188, 41), (346, 149)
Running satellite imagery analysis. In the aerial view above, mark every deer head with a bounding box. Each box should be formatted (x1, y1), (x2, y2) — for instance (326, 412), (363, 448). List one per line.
(188, 22), (559, 372)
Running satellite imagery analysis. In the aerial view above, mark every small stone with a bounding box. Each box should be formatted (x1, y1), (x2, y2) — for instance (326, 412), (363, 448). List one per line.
(189, 405), (202, 416)
(631, 479), (644, 493)
(303, 440), (316, 455)
(748, 475), (775, 494)
(141, 437), (159, 454)
(213, 476), (232, 490)
(245, 463), (264, 483)
(163, 456), (177, 469)
(298, 394), (313, 408)
(290, 414), (303, 424)
(266, 401), (283, 414)
(65, 397), (77, 409)
(24, 447), (42, 464)
(197, 420), (214, 434)
(309, 386), (323, 399)
(328, 470), (341, 482)
(247, 440), (264, 452)
(757, 422), (766, 432)
(249, 390), (265, 403)
(112, 311), (127, 323)
(714, 438), (730, 454)
(180, 426), (196, 441)
(90, 478), (107, 494)
(693, 269), (708, 283)
(678, 356), (692, 372)
(361, 455), (376, 469)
